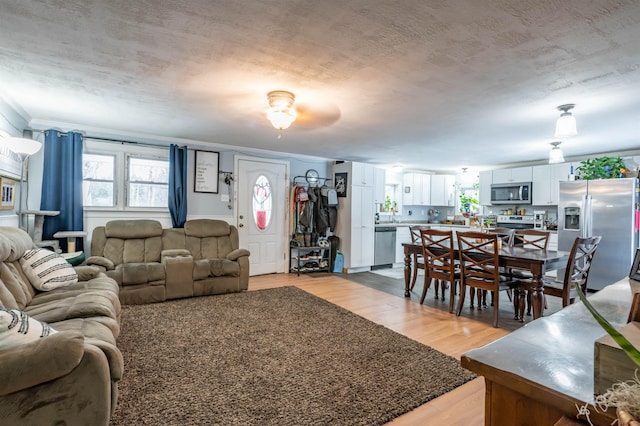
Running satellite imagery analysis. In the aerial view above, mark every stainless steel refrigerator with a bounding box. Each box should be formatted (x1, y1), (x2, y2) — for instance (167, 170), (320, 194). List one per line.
(558, 178), (639, 290)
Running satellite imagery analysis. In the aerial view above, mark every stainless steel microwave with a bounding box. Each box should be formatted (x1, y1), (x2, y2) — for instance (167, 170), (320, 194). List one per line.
(490, 182), (532, 205)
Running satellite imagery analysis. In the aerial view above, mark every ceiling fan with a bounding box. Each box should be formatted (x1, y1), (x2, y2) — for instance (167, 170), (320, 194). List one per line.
(265, 90), (341, 131)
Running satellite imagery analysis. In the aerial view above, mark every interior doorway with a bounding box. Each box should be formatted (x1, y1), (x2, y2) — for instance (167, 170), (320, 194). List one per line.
(235, 156), (289, 276)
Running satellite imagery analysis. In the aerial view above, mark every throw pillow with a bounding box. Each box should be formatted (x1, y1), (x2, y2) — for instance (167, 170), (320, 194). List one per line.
(20, 248), (78, 291)
(0, 307), (57, 350)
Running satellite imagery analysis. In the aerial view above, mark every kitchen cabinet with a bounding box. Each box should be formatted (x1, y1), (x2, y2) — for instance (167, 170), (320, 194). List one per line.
(348, 185), (375, 268)
(333, 161), (376, 187)
(402, 172), (431, 206)
(395, 225), (412, 264)
(333, 163), (376, 272)
(492, 166), (533, 184)
(532, 163), (573, 205)
(478, 170), (492, 206)
(373, 167), (386, 204)
(430, 175), (456, 206)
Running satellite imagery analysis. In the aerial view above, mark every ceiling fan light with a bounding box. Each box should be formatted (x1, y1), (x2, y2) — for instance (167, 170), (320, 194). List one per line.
(554, 104), (577, 138)
(267, 108), (297, 130)
(267, 90), (297, 130)
(548, 141), (564, 164)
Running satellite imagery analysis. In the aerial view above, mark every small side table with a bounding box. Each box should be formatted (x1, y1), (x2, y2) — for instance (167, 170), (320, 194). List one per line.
(53, 231), (87, 266)
(53, 231), (87, 254)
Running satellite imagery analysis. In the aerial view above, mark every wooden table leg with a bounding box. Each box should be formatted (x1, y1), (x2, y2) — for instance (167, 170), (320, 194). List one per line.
(404, 250), (412, 297)
(530, 272), (544, 319)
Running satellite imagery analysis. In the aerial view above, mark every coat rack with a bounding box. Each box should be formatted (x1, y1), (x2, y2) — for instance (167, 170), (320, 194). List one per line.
(292, 175), (332, 187)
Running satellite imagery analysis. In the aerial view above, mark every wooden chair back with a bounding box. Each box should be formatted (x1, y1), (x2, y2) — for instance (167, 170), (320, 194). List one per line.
(408, 225), (430, 290)
(419, 228), (455, 283)
(456, 231), (500, 292)
(561, 235), (601, 297)
(485, 227), (515, 247)
(410, 225), (431, 244)
(514, 229), (550, 250)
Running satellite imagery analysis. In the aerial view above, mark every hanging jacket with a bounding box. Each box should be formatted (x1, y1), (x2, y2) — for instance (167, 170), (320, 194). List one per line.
(314, 187), (330, 234)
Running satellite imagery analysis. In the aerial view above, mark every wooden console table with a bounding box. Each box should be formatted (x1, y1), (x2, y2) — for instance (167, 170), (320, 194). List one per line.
(461, 279), (632, 426)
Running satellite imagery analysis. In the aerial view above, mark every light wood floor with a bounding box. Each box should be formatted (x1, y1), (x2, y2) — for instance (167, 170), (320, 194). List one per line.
(249, 272), (510, 426)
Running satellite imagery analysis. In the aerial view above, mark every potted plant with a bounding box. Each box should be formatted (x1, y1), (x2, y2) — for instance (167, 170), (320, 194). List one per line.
(456, 183), (479, 216)
(575, 284), (640, 425)
(575, 156), (628, 180)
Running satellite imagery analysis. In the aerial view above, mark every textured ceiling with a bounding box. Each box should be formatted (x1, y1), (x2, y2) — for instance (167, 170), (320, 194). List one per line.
(1, 0), (639, 172)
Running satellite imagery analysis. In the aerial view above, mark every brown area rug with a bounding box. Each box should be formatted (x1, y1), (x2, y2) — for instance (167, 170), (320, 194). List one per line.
(110, 286), (476, 425)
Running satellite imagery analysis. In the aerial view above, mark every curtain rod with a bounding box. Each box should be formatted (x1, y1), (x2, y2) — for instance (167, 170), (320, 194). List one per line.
(41, 131), (188, 150)
(85, 135), (174, 149)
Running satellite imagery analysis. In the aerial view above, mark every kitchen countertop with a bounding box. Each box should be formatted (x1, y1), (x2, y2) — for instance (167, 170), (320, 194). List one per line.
(375, 222), (469, 228)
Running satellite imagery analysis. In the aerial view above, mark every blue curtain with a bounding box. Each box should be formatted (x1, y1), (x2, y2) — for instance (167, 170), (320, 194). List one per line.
(40, 130), (84, 251)
(169, 144), (188, 228)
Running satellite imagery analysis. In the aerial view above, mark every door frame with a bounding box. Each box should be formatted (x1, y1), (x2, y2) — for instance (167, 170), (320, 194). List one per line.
(234, 155), (291, 274)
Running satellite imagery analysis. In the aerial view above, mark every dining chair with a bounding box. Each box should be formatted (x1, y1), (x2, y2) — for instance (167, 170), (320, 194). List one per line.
(511, 229), (551, 315)
(541, 235), (601, 308)
(455, 231), (520, 327)
(513, 229), (550, 250)
(485, 227), (515, 248)
(481, 227), (515, 306)
(409, 225), (430, 291)
(418, 228), (459, 313)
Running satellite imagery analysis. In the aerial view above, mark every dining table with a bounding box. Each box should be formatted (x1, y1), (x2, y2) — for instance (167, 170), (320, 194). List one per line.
(402, 241), (570, 320)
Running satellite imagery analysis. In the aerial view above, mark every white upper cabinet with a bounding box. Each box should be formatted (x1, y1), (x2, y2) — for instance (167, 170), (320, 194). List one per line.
(373, 167), (386, 204)
(403, 173), (431, 206)
(351, 162), (375, 186)
(478, 170), (492, 206)
(430, 175), (456, 206)
(532, 163), (573, 205)
(333, 161), (376, 187)
(492, 166), (533, 184)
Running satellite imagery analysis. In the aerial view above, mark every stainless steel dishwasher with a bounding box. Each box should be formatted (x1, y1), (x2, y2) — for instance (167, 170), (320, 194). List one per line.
(373, 226), (396, 269)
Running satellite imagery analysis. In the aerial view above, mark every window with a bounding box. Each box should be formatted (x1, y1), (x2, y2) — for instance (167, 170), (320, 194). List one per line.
(83, 153), (115, 207)
(127, 157), (169, 208)
(83, 140), (169, 209)
(252, 174), (272, 230)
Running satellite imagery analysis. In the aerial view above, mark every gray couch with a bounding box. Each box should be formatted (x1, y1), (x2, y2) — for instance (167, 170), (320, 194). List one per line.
(87, 219), (251, 305)
(0, 226), (122, 426)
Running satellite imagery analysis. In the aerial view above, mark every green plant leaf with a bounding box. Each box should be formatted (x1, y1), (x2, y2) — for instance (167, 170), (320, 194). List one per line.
(575, 283), (640, 369)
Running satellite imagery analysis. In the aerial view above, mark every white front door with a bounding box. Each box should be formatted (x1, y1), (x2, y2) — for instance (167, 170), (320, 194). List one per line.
(236, 156), (289, 276)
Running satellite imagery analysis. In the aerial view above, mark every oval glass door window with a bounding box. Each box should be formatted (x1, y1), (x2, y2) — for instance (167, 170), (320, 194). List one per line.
(253, 175), (272, 230)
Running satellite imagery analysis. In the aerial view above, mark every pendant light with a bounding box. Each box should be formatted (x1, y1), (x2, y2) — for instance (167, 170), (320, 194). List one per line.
(554, 104), (577, 138)
(548, 141), (564, 164)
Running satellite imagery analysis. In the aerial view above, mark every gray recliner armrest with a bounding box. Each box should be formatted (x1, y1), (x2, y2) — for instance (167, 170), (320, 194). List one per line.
(0, 331), (84, 396)
(161, 249), (191, 261)
(73, 265), (102, 281)
(85, 256), (115, 271)
(226, 248), (250, 261)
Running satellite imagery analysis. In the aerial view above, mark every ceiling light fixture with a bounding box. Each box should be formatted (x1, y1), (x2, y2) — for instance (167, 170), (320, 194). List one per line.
(548, 141), (564, 164)
(554, 104), (577, 138)
(266, 90), (297, 130)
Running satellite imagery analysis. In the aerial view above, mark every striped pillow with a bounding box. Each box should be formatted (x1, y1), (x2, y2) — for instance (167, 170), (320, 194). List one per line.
(0, 307), (57, 349)
(20, 248), (78, 291)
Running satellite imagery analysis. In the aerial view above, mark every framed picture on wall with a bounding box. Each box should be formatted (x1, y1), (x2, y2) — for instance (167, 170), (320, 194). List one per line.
(0, 178), (15, 210)
(334, 172), (347, 197)
(194, 150), (220, 193)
